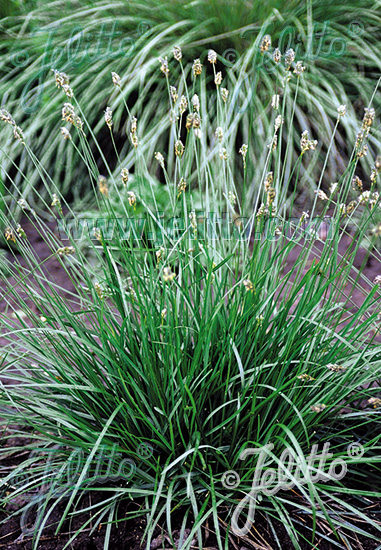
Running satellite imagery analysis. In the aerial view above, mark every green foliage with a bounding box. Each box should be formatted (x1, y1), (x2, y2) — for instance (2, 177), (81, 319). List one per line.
(0, 50), (381, 549)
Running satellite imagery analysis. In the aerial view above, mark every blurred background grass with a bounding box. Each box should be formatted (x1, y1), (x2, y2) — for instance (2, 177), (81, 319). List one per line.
(0, 0), (380, 214)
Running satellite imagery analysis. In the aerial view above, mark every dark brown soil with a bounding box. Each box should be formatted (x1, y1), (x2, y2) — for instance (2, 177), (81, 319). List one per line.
(0, 490), (380, 549)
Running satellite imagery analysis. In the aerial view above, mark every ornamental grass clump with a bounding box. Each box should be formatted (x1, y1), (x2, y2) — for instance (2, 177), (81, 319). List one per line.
(0, 47), (380, 550)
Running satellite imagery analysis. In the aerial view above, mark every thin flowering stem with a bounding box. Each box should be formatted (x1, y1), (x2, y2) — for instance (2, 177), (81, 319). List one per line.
(10, 142), (82, 219)
(72, 98), (114, 179)
(69, 140), (97, 180)
(109, 130), (122, 167)
(114, 89), (151, 210)
(212, 63), (223, 126)
(179, 60), (191, 108)
(249, 130), (276, 224)
(310, 118), (340, 219)
(164, 74), (177, 180)
(279, 76), (300, 206)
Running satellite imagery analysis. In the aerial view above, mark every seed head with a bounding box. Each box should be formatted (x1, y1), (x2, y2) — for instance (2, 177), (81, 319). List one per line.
(315, 190), (328, 201)
(131, 116), (137, 134)
(155, 152), (165, 168)
(192, 59), (202, 76)
(52, 69), (69, 88)
(264, 172), (273, 191)
(51, 194), (62, 213)
(127, 191), (136, 208)
(330, 182), (339, 194)
(170, 86), (178, 103)
(346, 200), (357, 214)
(368, 397), (381, 408)
(177, 177), (187, 197)
(260, 35), (271, 54)
(374, 275), (381, 285)
(179, 95), (188, 115)
(362, 107), (375, 129)
(189, 211), (197, 234)
(0, 109), (15, 125)
(268, 134), (278, 151)
(274, 115), (283, 130)
(62, 103), (85, 134)
(370, 191), (379, 208)
(13, 126), (25, 143)
(357, 144), (368, 158)
(62, 84), (73, 98)
(172, 46), (182, 61)
(214, 71), (222, 86)
(94, 283), (103, 300)
(294, 61), (306, 76)
(300, 130), (317, 153)
(352, 175), (363, 192)
(16, 224), (26, 238)
(239, 144), (248, 168)
(17, 198), (32, 211)
(339, 203), (346, 216)
(111, 72), (121, 86)
(215, 127), (224, 142)
(221, 88), (229, 102)
(297, 374), (315, 381)
(159, 56), (169, 76)
(310, 403), (326, 413)
(163, 266), (176, 282)
(271, 94), (279, 110)
(337, 104), (347, 117)
(60, 127), (71, 140)
(192, 113), (201, 129)
(156, 246), (165, 263)
(255, 315), (264, 327)
(256, 203), (269, 220)
(5, 227), (15, 243)
(372, 223), (381, 237)
(104, 107), (113, 129)
(356, 130), (364, 149)
(370, 156), (381, 183)
(62, 103), (75, 123)
(191, 94), (200, 112)
(57, 246), (75, 256)
(243, 279), (254, 292)
(208, 50), (217, 63)
(121, 168), (129, 185)
(284, 48), (295, 68)
(185, 113), (194, 130)
(273, 48), (281, 64)
(130, 132), (139, 148)
(267, 187), (276, 206)
(219, 148), (228, 161)
(175, 139), (184, 157)
(326, 363), (347, 372)
(98, 176), (108, 197)
(228, 191), (236, 206)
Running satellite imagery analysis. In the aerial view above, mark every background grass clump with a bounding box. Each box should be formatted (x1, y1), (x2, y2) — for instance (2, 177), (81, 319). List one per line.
(0, 0), (380, 217)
